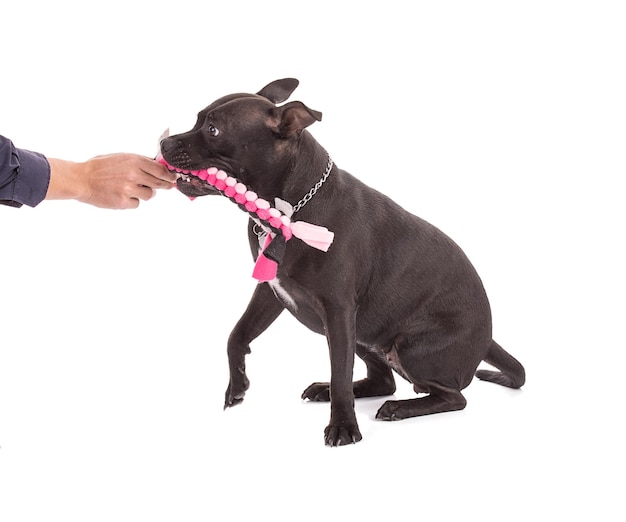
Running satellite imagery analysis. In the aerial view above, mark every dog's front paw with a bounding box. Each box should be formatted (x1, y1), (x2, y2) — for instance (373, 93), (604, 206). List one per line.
(324, 422), (362, 447)
(224, 376), (250, 409)
(301, 382), (330, 402)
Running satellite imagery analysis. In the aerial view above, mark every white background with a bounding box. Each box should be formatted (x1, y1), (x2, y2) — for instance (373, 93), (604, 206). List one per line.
(1, 1), (624, 520)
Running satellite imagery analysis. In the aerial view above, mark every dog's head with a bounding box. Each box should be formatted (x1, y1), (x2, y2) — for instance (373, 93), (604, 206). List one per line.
(160, 78), (322, 198)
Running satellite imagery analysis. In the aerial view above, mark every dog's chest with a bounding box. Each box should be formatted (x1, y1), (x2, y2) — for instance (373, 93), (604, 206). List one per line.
(267, 278), (298, 312)
(255, 230), (319, 320)
(255, 229), (298, 311)
(265, 276), (325, 335)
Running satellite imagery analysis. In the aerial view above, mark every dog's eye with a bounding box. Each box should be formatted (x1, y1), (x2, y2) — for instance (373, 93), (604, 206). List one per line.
(208, 125), (220, 137)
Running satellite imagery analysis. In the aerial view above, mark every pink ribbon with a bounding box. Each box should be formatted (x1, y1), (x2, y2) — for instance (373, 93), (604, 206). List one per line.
(252, 235), (279, 282)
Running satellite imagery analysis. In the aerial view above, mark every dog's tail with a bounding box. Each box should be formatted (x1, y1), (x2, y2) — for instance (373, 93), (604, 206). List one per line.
(475, 340), (525, 389)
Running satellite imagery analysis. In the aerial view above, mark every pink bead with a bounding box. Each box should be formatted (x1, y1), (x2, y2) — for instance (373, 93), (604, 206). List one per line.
(268, 208), (281, 218)
(256, 198), (270, 210)
(225, 176), (237, 187)
(257, 209), (270, 220)
(216, 170), (227, 180)
(215, 180), (226, 191)
(207, 174), (217, 185)
(224, 186), (236, 197)
(269, 217), (282, 228)
(234, 194), (247, 204)
(207, 167), (218, 175)
(197, 170), (208, 180)
(244, 201), (257, 212)
(235, 183), (247, 194)
(280, 215), (291, 227)
(245, 191), (257, 202)
(282, 226), (292, 240)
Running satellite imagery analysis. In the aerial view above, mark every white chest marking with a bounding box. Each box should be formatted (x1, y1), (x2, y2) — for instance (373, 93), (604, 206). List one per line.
(268, 278), (298, 312)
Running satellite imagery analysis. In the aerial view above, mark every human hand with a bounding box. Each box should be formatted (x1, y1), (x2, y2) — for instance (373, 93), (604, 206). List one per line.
(46, 153), (178, 209)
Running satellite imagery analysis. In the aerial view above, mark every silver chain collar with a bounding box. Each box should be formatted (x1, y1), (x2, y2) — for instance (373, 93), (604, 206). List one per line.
(253, 153), (333, 241)
(292, 154), (334, 214)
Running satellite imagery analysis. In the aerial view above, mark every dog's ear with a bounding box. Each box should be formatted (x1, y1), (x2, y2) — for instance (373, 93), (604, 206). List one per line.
(257, 78), (300, 104)
(273, 101), (323, 138)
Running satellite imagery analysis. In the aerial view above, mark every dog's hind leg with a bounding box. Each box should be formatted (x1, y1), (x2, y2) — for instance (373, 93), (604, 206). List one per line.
(301, 343), (396, 401)
(374, 335), (471, 421)
(354, 344), (397, 397)
(475, 340), (525, 389)
(224, 283), (285, 408)
(376, 384), (467, 421)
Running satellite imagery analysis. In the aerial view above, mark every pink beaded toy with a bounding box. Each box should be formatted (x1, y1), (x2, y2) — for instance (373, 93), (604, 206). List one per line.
(157, 155), (334, 282)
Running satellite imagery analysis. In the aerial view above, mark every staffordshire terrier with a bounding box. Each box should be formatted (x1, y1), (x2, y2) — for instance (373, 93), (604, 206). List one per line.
(160, 78), (525, 446)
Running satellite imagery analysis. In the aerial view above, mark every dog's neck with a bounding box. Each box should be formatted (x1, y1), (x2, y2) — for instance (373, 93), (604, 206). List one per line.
(290, 153), (333, 215)
(273, 133), (334, 213)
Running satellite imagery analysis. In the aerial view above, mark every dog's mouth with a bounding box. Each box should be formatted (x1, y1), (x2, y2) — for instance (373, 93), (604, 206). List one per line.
(160, 159), (223, 198)
(175, 170), (219, 198)
(158, 131), (239, 198)
(158, 156), (253, 204)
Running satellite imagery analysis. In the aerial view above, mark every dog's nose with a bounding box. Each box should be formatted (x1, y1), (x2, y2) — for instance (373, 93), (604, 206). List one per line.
(160, 137), (178, 154)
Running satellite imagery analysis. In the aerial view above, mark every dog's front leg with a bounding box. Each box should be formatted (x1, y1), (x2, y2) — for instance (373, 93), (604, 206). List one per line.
(323, 305), (362, 446)
(224, 283), (284, 408)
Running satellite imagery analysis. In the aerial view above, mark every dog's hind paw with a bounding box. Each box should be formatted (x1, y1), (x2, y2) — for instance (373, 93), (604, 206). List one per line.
(375, 400), (405, 421)
(301, 382), (331, 402)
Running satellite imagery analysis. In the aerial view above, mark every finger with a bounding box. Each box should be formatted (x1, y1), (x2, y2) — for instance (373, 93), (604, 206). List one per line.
(138, 157), (178, 184)
(125, 198), (141, 210)
(138, 170), (178, 190)
(129, 167), (174, 191)
(135, 184), (156, 202)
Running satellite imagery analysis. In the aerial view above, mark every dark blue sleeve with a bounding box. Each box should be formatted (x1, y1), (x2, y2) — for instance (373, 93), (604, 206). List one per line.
(0, 135), (51, 208)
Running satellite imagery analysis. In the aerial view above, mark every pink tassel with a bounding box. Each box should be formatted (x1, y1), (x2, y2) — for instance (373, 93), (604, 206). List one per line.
(290, 222), (334, 252)
(252, 255), (278, 282)
(252, 235), (278, 282)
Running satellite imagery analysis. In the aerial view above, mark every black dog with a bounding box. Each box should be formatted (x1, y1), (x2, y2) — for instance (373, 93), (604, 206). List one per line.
(160, 78), (525, 446)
